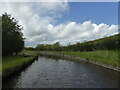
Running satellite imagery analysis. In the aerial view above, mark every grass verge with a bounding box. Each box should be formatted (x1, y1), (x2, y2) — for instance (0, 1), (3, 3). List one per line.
(2, 50), (37, 73)
(43, 50), (118, 67)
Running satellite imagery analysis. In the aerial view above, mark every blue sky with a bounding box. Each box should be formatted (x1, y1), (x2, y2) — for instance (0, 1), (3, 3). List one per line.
(1, 2), (118, 47)
(56, 2), (118, 25)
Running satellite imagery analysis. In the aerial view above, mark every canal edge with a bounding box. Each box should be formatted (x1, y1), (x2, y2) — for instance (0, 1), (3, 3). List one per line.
(2, 56), (38, 81)
(38, 52), (120, 72)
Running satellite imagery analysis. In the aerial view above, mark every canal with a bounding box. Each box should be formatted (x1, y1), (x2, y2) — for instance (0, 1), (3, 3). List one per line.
(3, 56), (119, 88)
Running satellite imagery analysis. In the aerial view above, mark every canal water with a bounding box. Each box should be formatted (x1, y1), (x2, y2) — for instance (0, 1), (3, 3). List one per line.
(3, 56), (119, 88)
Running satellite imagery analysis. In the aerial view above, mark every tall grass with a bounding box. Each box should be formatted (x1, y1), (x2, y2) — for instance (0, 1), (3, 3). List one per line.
(46, 50), (118, 67)
(2, 50), (37, 73)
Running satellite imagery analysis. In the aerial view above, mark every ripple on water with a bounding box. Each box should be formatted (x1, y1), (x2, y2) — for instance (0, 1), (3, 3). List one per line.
(3, 56), (119, 88)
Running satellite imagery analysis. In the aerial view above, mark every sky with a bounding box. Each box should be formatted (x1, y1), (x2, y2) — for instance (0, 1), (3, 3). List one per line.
(57, 2), (118, 25)
(0, 2), (118, 47)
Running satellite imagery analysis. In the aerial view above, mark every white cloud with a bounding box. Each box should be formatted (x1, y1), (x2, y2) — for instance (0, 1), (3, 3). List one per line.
(1, 2), (118, 47)
(51, 21), (118, 45)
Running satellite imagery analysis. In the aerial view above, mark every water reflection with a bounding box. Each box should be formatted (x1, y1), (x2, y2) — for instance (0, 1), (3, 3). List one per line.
(3, 56), (119, 88)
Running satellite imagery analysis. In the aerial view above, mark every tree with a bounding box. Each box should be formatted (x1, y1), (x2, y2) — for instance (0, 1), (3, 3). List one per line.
(2, 13), (24, 56)
(52, 42), (60, 51)
(0, 16), (2, 57)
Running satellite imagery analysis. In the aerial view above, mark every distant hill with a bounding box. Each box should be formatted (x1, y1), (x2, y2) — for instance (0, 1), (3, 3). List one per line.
(35, 33), (119, 51)
(66, 33), (119, 51)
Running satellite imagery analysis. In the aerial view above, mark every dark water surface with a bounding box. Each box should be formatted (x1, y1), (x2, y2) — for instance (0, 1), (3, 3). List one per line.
(3, 56), (119, 88)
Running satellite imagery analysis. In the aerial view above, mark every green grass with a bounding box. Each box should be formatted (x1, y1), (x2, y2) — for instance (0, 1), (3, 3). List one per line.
(43, 50), (119, 67)
(2, 50), (119, 73)
(20, 50), (37, 57)
(2, 50), (37, 73)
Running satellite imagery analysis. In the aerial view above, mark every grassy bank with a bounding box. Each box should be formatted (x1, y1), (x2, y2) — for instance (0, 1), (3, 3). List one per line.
(3, 50), (118, 73)
(43, 50), (118, 67)
(2, 50), (37, 73)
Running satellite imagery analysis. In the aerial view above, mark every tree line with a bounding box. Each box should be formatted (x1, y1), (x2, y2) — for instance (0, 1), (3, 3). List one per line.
(32, 42), (61, 51)
(2, 13), (24, 56)
(33, 33), (119, 51)
(67, 34), (119, 51)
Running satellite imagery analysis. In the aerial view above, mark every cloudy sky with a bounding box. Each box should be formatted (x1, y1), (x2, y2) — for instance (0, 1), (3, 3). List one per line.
(0, 2), (118, 47)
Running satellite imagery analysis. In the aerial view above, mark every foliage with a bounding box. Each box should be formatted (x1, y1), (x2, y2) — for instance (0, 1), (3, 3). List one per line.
(2, 13), (24, 56)
(35, 42), (61, 51)
(25, 47), (35, 50)
(0, 16), (2, 28)
(0, 16), (2, 54)
(35, 33), (119, 51)
(67, 34), (119, 51)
